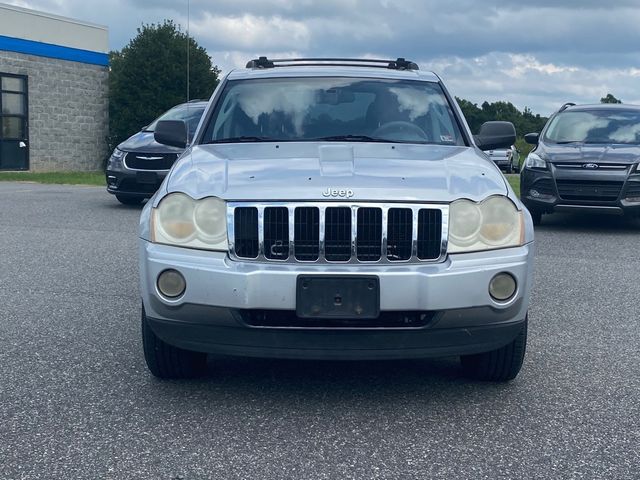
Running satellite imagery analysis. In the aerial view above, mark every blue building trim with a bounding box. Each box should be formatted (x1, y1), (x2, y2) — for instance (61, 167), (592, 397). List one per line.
(0, 35), (108, 66)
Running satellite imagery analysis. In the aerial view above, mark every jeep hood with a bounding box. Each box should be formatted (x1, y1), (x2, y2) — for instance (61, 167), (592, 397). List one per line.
(164, 143), (508, 203)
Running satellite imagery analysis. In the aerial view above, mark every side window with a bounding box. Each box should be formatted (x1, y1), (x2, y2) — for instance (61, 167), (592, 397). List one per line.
(430, 102), (457, 144)
(210, 94), (237, 139)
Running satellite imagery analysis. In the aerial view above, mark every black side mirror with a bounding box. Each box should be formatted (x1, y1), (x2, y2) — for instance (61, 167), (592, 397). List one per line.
(154, 120), (188, 149)
(524, 133), (540, 145)
(474, 121), (516, 151)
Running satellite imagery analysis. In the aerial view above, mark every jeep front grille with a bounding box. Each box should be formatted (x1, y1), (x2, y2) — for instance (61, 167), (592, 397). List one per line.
(228, 202), (448, 264)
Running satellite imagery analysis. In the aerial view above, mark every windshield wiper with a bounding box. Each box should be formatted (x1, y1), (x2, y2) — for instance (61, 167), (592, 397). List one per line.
(206, 136), (276, 144)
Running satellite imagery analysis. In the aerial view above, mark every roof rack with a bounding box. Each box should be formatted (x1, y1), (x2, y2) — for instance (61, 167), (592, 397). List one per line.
(559, 102), (576, 112)
(245, 56), (419, 71)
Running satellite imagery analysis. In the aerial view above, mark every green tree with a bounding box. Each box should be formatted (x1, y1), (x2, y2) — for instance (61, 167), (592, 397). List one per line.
(108, 20), (220, 150)
(456, 98), (548, 137)
(600, 93), (622, 104)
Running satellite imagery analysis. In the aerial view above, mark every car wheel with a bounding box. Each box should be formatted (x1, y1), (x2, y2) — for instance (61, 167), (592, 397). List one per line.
(530, 210), (542, 226)
(116, 194), (143, 205)
(460, 316), (528, 382)
(141, 305), (207, 379)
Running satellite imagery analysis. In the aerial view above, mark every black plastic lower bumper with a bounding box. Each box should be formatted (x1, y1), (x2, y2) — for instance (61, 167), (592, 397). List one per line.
(145, 304), (527, 360)
(106, 169), (167, 198)
(521, 168), (640, 215)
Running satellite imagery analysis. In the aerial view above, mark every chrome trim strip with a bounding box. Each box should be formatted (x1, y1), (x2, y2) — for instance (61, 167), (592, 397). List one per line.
(553, 163), (628, 170)
(318, 205), (326, 260)
(351, 206), (358, 260)
(381, 207), (388, 260)
(228, 201), (449, 265)
(288, 207), (296, 260)
(411, 207), (419, 259)
(257, 206), (265, 259)
(122, 152), (174, 172)
(227, 205), (236, 257)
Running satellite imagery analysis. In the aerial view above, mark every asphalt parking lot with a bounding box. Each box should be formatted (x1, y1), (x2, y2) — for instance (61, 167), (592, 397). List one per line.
(1, 182), (639, 479)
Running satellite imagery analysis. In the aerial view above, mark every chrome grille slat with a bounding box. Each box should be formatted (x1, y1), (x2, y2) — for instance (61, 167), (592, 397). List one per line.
(417, 209), (443, 260)
(264, 206), (289, 260)
(386, 208), (413, 261)
(356, 207), (382, 262)
(324, 207), (352, 262)
(229, 202), (448, 264)
(294, 207), (320, 261)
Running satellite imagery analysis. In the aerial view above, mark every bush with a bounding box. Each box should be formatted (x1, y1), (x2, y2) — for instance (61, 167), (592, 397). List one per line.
(108, 21), (220, 154)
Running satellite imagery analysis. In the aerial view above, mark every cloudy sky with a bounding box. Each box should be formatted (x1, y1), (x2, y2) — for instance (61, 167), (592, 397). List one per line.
(8, 0), (640, 115)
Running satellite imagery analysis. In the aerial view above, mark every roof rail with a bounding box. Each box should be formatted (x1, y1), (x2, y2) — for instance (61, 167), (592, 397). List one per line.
(187, 98), (208, 103)
(559, 102), (576, 112)
(245, 56), (419, 71)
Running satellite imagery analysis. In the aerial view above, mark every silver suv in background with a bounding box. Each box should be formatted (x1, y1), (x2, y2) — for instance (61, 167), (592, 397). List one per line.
(138, 57), (534, 382)
(488, 145), (519, 173)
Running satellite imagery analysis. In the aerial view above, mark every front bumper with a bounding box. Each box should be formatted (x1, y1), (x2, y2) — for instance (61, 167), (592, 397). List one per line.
(491, 158), (511, 168)
(521, 167), (640, 215)
(106, 168), (168, 198)
(139, 241), (534, 360)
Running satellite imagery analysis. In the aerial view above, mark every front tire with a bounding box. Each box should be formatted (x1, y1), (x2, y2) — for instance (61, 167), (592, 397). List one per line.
(460, 317), (527, 381)
(530, 210), (542, 226)
(116, 194), (143, 205)
(141, 306), (207, 379)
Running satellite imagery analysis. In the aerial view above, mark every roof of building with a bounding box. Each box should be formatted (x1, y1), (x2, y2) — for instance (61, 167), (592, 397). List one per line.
(0, 3), (108, 65)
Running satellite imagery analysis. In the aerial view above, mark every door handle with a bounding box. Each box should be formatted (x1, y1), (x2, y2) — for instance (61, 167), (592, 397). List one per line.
(19, 141), (27, 148)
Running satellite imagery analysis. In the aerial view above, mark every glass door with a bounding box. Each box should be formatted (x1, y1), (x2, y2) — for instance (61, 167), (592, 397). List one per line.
(0, 74), (29, 170)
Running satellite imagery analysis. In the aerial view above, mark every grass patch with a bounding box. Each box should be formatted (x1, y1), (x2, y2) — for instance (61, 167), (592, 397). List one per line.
(505, 174), (520, 197)
(0, 171), (105, 186)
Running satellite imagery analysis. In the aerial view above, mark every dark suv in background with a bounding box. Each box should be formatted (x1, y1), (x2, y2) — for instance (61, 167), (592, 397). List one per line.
(106, 100), (207, 205)
(521, 103), (640, 224)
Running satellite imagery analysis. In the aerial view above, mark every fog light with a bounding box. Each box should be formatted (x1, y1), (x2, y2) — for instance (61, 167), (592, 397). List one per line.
(529, 189), (540, 198)
(157, 269), (186, 298)
(489, 273), (517, 302)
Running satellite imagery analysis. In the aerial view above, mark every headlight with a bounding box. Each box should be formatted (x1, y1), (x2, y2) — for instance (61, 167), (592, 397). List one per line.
(449, 196), (524, 253)
(524, 152), (546, 169)
(112, 148), (125, 159)
(107, 148), (125, 169)
(152, 193), (228, 251)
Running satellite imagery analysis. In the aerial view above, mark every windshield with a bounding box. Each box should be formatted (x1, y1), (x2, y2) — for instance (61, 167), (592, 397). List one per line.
(544, 109), (640, 144)
(146, 104), (206, 135)
(202, 77), (465, 145)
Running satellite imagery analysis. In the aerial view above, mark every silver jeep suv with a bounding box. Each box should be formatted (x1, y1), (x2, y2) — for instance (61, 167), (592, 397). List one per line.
(139, 57), (534, 381)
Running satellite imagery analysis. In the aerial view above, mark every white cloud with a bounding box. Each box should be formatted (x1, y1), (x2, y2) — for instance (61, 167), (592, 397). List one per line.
(190, 13), (310, 51)
(5, 0), (640, 114)
(429, 52), (640, 115)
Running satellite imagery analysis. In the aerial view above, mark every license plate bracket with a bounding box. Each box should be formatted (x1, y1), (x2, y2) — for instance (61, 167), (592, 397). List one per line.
(136, 171), (158, 184)
(296, 276), (379, 319)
